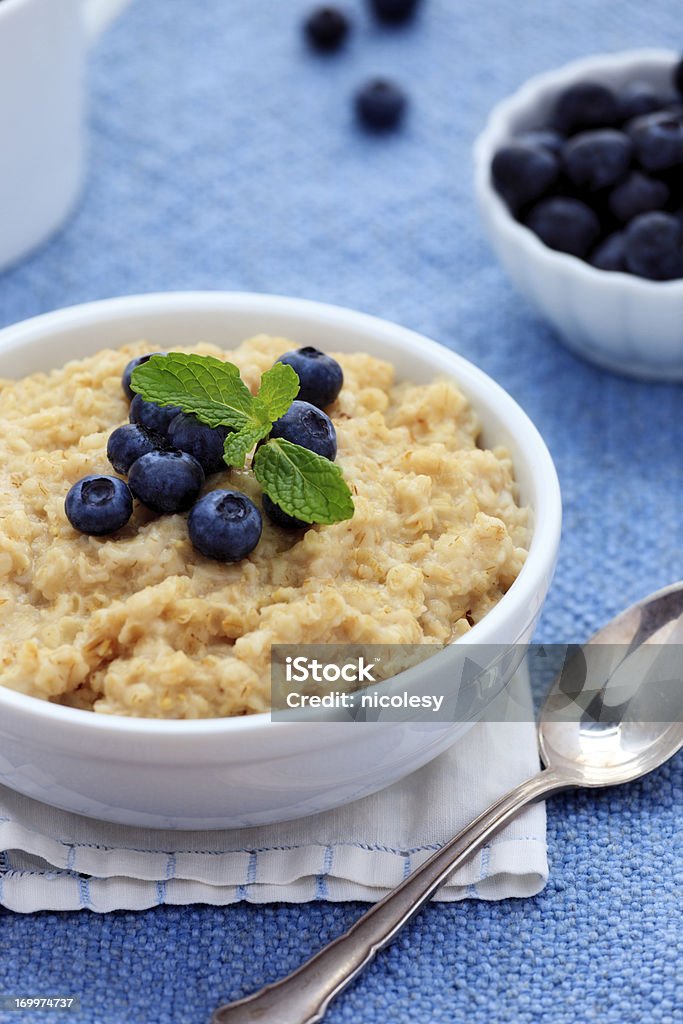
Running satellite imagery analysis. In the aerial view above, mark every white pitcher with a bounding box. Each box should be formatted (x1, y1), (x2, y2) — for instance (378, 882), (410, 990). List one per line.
(0, 0), (132, 272)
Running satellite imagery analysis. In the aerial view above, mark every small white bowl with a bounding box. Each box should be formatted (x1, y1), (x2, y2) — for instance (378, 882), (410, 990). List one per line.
(0, 292), (561, 829)
(474, 48), (683, 381)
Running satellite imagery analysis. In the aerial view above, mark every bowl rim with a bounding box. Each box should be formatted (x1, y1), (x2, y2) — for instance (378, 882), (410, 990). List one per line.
(0, 291), (562, 735)
(473, 47), (683, 293)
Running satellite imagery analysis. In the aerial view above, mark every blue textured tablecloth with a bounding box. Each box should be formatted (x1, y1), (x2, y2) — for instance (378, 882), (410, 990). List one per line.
(1, 0), (682, 1021)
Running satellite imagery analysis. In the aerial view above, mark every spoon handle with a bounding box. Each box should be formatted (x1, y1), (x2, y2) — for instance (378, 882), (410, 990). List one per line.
(211, 767), (567, 1024)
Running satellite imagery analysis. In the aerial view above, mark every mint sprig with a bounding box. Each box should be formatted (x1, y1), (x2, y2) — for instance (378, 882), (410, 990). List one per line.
(130, 352), (354, 525)
(131, 354), (299, 468)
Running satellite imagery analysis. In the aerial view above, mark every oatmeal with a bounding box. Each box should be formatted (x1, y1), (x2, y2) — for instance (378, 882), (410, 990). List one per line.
(0, 336), (529, 718)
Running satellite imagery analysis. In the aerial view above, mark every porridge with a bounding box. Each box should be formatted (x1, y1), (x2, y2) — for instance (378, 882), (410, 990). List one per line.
(0, 336), (529, 718)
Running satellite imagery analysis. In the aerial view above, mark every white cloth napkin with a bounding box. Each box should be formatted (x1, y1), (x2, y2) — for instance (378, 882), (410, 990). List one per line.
(0, 669), (547, 913)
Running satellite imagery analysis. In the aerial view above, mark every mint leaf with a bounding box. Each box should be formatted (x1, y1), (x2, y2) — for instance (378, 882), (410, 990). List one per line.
(131, 353), (255, 429)
(256, 363), (300, 422)
(223, 421), (271, 469)
(253, 439), (354, 525)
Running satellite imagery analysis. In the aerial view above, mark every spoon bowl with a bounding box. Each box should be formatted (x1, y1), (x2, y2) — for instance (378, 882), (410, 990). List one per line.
(539, 582), (683, 786)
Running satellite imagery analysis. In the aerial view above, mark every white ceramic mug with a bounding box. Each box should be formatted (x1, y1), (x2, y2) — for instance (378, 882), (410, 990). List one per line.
(0, 0), (132, 272)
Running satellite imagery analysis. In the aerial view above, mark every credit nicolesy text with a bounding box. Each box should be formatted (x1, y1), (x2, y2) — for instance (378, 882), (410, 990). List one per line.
(283, 657), (445, 712)
(284, 690), (446, 712)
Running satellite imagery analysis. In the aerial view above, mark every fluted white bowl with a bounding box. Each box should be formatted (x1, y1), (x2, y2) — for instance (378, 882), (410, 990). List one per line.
(474, 48), (683, 381)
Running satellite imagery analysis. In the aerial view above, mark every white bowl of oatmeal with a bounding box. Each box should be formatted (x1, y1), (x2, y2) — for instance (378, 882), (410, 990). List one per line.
(0, 293), (561, 828)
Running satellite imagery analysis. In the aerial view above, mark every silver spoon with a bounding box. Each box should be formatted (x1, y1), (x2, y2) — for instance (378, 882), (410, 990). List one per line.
(211, 581), (683, 1024)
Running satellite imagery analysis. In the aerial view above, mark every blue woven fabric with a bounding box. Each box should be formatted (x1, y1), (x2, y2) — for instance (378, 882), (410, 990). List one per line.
(1, 0), (682, 1020)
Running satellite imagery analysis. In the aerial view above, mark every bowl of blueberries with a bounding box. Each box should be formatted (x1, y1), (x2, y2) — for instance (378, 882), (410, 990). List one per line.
(474, 48), (683, 380)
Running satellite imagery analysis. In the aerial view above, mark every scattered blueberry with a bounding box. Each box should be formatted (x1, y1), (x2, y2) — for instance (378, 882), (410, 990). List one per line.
(624, 211), (683, 280)
(168, 413), (232, 475)
(368, 0), (421, 23)
(553, 81), (618, 135)
(275, 347), (344, 408)
(304, 6), (349, 52)
(107, 423), (168, 475)
(491, 143), (560, 211)
(525, 197), (601, 258)
(65, 475), (133, 536)
(269, 400), (337, 460)
(262, 494), (308, 530)
(608, 171), (669, 224)
(628, 111), (683, 171)
(188, 490), (263, 562)
(128, 449), (205, 514)
(561, 129), (632, 191)
(355, 78), (406, 131)
(516, 129), (564, 155)
(590, 231), (627, 272)
(121, 352), (165, 402)
(129, 394), (183, 437)
(618, 81), (666, 122)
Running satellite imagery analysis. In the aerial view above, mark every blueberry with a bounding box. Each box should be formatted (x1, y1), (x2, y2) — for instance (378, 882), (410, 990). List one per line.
(491, 143), (560, 211)
(628, 111), (683, 171)
(269, 400), (337, 460)
(617, 81), (666, 122)
(369, 0), (421, 22)
(673, 56), (683, 95)
(608, 171), (669, 224)
(590, 232), (627, 272)
(65, 475), (133, 536)
(525, 197), (601, 258)
(355, 79), (406, 131)
(304, 7), (349, 51)
(107, 423), (168, 475)
(624, 211), (683, 280)
(262, 494), (308, 531)
(128, 449), (205, 514)
(553, 81), (618, 135)
(168, 413), (232, 475)
(121, 352), (165, 402)
(516, 129), (564, 155)
(561, 129), (632, 191)
(275, 347), (343, 408)
(188, 490), (263, 562)
(129, 393), (182, 437)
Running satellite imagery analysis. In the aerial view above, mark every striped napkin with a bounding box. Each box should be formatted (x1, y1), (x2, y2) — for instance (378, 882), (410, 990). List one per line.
(0, 668), (547, 913)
